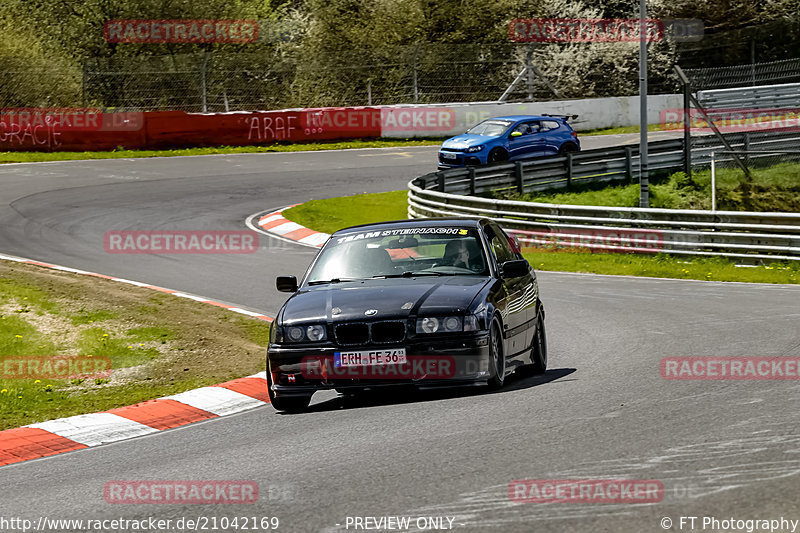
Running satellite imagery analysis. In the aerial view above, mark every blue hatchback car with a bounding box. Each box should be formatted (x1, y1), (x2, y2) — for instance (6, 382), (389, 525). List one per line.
(438, 115), (580, 169)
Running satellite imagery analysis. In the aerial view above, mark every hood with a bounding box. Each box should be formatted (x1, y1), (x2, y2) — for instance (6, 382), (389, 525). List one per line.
(441, 134), (491, 150)
(280, 277), (490, 324)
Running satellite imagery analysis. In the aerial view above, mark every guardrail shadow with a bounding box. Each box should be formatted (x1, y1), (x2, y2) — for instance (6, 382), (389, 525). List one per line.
(300, 367), (577, 413)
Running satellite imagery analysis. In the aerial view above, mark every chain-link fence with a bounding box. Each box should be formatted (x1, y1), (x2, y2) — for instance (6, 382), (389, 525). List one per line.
(2, 43), (679, 112)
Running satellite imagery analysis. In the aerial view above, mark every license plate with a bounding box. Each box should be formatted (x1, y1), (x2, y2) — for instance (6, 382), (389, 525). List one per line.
(335, 349), (407, 367)
(441, 152), (457, 160)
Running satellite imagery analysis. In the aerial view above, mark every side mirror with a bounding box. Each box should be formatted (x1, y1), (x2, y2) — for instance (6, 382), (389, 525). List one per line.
(276, 275), (298, 292)
(500, 259), (529, 279)
(510, 131), (522, 138)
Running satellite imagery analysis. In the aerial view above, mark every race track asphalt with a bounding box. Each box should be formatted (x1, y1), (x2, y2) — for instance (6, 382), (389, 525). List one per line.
(1, 133), (798, 533)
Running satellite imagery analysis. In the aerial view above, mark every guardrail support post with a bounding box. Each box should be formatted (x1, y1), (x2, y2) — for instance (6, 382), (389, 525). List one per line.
(566, 153), (573, 190)
(514, 162), (524, 194)
(469, 167), (476, 195)
(743, 132), (750, 167)
(625, 146), (634, 183)
(437, 172), (445, 192)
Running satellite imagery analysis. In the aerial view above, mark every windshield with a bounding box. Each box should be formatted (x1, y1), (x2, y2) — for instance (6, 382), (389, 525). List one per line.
(466, 120), (513, 136)
(306, 227), (488, 283)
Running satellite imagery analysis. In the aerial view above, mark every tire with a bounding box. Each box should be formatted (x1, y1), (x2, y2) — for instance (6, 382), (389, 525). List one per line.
(531, 313), (548, 375)
(487, 148), (508, 164)
(558, 143), (579, 155)
(487, 319), (506, 390)
(267, 363), (312, 412)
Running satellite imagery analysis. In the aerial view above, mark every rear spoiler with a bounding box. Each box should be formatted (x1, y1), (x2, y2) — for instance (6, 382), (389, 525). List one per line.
(542, 114), (578, 121)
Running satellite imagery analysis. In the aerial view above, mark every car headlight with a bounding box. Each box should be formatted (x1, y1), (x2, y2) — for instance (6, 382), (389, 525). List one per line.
(284, 324), (327, 343)
(416, 316), (470, 334)
(466, 145), (484, 153)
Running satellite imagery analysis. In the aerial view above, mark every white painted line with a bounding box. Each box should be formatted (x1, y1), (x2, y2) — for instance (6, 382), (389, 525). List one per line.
(0, 254), (28, 262)
(164, 386), (265, 416)
(112, 278), (151, 287)
(248, 371), (267, 380)
(269, 221), (304, 236)
(27, 413), (158, 447)
(229, 307), (266, 317)
(172, 292), (210, 302)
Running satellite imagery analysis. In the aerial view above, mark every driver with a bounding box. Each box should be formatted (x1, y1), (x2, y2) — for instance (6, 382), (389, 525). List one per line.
(443, 239), (472, 269)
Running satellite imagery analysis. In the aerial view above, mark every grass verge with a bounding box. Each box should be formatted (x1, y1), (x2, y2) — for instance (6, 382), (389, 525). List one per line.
(497, 162), (800, 212)
(281, 190), (799, 284)
(0, 260), (269, 430)
(0, 139), (444, 164)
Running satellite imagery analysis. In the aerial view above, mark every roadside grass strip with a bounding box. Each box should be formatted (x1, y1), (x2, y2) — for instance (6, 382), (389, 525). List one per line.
(0, 254), (274, 465)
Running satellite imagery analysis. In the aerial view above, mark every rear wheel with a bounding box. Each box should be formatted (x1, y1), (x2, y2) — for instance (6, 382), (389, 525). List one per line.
(530, 313), (548, 375)
(558, 143), (579, 155)
(487, 320), (506, 390)
(487, 148), (508, 164)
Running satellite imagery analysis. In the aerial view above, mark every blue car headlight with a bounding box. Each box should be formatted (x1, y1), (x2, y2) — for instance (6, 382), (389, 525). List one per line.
(466, 145), (484, 153)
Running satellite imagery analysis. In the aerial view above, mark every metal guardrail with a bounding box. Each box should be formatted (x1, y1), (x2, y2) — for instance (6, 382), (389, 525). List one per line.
(408, 129), (800, 262)
(698, 82), (800, 109)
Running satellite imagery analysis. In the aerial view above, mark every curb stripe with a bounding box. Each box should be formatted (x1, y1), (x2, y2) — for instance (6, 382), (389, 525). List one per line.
(27, 413), (160, 447)
(107, 399), (218, 431)
(0, 428), (87, 466)
(163, 387), (266, 417)
(215, 377), (270, 402)
(255, 206), (331, 249)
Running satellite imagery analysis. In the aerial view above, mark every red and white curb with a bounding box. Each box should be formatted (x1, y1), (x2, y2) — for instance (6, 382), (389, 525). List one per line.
(249, 206), (330, 248)
(0, 252), (273, 467)
(1, 372), (268, 466)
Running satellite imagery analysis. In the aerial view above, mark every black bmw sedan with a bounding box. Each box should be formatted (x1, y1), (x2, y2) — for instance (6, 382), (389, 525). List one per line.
(266, 217), (547, 412)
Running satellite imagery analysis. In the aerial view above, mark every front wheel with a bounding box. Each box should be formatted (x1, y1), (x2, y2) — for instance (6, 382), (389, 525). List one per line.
(487, 148), (508, 164)
(487, 320), (506, 390)
(520, 313), (547, 377)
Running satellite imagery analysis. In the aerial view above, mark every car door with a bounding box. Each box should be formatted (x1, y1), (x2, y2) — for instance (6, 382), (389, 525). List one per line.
(539, 120), (563, 156)
(506, 122), (532, 160)
(484, 224), (529, 358)
(521, 121), (548, 158)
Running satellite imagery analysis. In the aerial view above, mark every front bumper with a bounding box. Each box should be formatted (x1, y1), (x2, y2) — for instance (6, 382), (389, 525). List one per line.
(268, 333), (492, 395)
(438, 151), (484, 168)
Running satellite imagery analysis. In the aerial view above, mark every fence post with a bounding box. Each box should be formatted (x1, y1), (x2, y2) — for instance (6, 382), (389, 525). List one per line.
(625, 146), (634, 183)
(200, 52), (210, 113)
(81, 61), (88, 108)
(565, 153), (573, 189)
(469, 167), (476, 195)
(515, 162), (524, 194)
(367, 79), (372, 106)
(743, 132), (750, 166)
(437, 172), (445, 192)
(674, 65), (692, 177)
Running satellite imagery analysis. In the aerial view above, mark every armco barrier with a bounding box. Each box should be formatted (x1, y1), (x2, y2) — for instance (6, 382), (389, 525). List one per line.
(408, 128), (800, 262)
